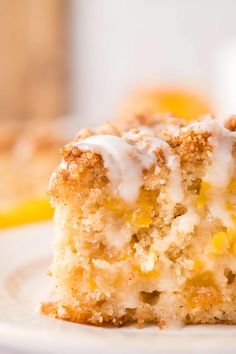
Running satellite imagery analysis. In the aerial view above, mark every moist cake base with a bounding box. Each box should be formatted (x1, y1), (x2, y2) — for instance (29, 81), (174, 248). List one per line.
(42, 116), (236, 328)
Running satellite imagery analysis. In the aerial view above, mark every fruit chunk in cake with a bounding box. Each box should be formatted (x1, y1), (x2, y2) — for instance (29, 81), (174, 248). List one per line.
(42, 116), (236, 327)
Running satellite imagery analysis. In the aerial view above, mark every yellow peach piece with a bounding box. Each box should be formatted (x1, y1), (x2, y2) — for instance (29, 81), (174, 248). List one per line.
(88, 277), (97, 291)
(133, 209), (152, 228)
(211, 231), (230, 255)
(193, 259), (205, 271)
(228, 180), (236, 194)
(196, 182), (211, 208)
(104, 198), (128, 216)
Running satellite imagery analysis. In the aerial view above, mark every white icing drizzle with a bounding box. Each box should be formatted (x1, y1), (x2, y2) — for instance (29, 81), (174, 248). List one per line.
(209, 198), (233, 228)
(59, 160), (68, 170)
(74, 135), (155, 203)
(126, 129), (183, 203)
(74, 133), (183, 204)
(175, 208), (200, 234)
(207, 134), (233, 189)
(185, 119), (234, 188)
(185, 118), (236, 227)
(145, 136), (183, 203)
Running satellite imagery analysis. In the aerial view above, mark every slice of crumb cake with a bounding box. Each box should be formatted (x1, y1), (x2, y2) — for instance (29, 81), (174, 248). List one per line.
(42, 116), (236, 328)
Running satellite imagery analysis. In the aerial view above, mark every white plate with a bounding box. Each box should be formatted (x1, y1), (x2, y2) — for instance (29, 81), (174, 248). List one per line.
(1, 222), (236, 354)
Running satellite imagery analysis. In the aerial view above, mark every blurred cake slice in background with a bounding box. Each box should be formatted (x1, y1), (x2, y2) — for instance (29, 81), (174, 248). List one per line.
(119, 88), (212, 124)
(42, 114), (236, 328)
(0, 119), (69, 228)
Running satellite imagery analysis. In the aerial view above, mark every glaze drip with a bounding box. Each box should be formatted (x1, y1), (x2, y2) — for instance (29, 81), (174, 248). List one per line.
(74, 135), (154, 203)
(75, 133), (184, 204)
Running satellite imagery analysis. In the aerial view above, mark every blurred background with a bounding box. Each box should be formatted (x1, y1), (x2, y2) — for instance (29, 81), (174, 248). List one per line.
(1, 0), (236, 228)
